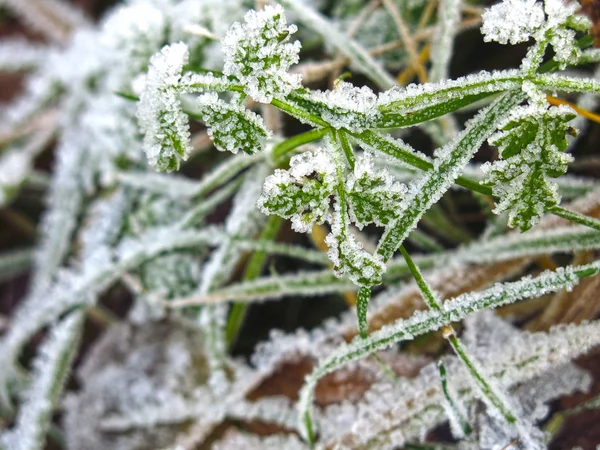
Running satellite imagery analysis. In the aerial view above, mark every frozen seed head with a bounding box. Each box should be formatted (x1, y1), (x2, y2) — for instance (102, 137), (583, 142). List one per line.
(221, 4), (302, 103)
(481, 0), (545, 45)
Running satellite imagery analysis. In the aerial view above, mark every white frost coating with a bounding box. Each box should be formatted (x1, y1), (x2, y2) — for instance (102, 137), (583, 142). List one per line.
(481, 0), (544, 45)
(308, 82), (381, 132)
(319, 318), (596, 449)
(0, 39), (46, 72)
(213, 430), (308, 450)
(0, 311), (83, 450)
(325, 200), (386, 286)
(377, 69), (522, 112)
(222, 4), (302, 103)
(345, 150), (407, 229)
(197, 92), (272, 155)
(137, 43), (193, 171)
(483, 102), (576, 230)
(258, 147), (336, 233)
(297, 261), (600, 438)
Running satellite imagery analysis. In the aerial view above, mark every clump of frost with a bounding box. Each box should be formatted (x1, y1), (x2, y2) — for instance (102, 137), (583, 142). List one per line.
(481, 0), (545, 45)
(222, 4), (302, 102)
(345, 151), (406, 229)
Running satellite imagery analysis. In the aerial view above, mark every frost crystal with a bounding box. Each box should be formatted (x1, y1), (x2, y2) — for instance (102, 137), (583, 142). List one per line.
(197, 92), (271, 155)
(138, 42), (229, 171)
(222, 4), (302, 102)
(481, 0), (545, 45)
(483, 102), (577, 231)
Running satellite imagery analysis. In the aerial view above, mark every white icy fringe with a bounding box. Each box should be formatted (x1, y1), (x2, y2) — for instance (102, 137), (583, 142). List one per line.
(0, 311), (83, 450)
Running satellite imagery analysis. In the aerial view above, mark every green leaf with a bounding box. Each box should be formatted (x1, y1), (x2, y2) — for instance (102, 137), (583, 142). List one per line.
(197, 93), (271, 155)
(346, 150), (406, 228)
(326, 203), (385, 287)
(485, 103), (577, 231)
(258, 148), (336, 232)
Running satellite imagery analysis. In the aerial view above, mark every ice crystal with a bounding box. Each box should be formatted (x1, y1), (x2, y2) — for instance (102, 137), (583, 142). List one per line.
(197, 92), (271, 155)
(483, 102), (577, 231)
(222, 4), (302, 102)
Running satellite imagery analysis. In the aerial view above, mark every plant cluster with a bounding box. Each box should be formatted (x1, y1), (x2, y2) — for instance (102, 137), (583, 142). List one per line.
(1, 0), (600, 449)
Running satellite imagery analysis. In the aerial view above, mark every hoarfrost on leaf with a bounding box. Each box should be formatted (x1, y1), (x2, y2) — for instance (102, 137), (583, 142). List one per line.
(197, 92), (271, 155)
(483, 102), (577, 231)
(222, 4), (302, 103)
(304, 81), (381, 132)
(345, 151), (406, 229)
(137, 43), (230, 172)
(137, 42), (193, 172)
(326, 204), (385, 286)
(481, 0), (545, 45)
(258, 147), (336, 233)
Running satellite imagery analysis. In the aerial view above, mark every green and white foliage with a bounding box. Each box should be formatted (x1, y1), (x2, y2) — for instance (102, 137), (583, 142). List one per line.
(346, 151), (406, 228)
(197, 92), (271, 155)
(482, 0), (588, 69)
(0, 312), (84, 450)
(138, 43), (225, 171)
(259, 137), (389, 286)
(2, 0), (600, 449)
(483, 99), (577, 230)
(222, 4), (302, 102)
(259, 146), (336, 233)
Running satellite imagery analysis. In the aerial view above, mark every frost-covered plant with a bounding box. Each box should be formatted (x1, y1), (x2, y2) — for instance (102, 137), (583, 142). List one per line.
(1, 0), (600, 449)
